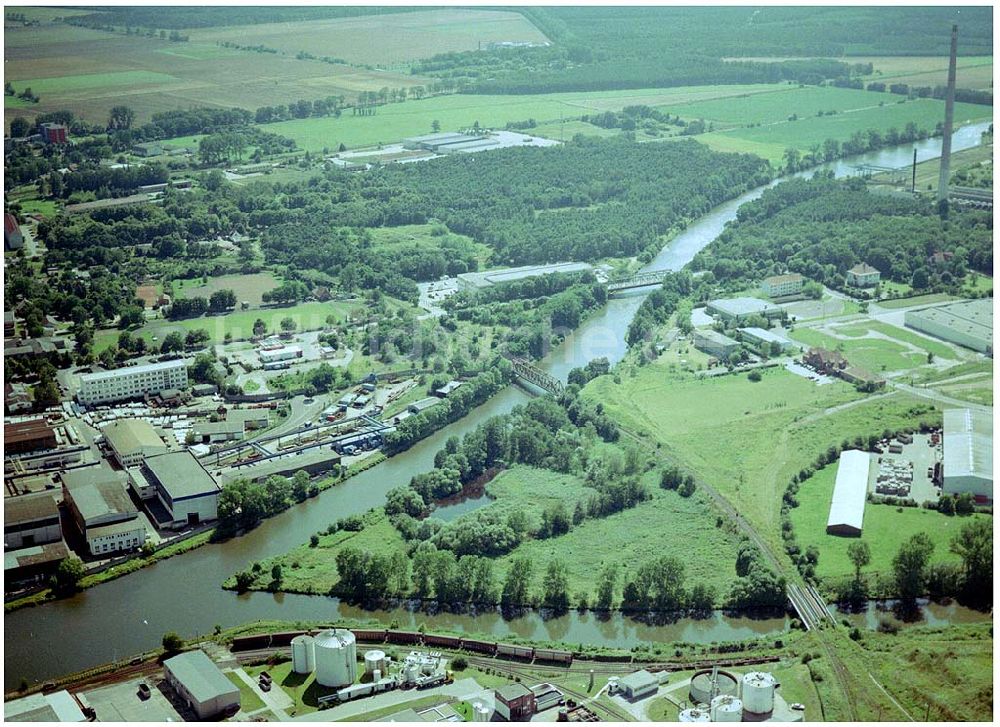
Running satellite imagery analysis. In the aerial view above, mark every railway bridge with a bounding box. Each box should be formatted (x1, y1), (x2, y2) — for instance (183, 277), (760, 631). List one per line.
(508, 356), (564, 395)
(605, 268), (671, 294)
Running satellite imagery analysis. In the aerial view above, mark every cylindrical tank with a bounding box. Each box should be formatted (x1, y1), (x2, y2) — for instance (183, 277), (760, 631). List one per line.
(291, 634), (315, 675)
(678, 707), (711, 722)
(741, 672), (777, 715)
(403, 663), (419, 684)
(314, 628), (357, 687)
(365, 649), (387, 675)
(472, 701), (490, 722)
(710, 694), (743, 722)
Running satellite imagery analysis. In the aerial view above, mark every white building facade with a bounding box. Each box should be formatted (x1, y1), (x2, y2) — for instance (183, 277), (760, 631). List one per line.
(79, 360), (188, 405)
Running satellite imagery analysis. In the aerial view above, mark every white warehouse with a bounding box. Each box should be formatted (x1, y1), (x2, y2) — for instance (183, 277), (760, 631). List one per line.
(78, 360), (188, 406)
(826, 450), (871, 536)
(943, 408), (993, 500)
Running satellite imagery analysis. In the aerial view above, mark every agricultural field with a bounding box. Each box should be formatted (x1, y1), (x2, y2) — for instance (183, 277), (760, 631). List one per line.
(188, 9), (549, 68)
(172, 272), (282, 307)
(244, 84), (792, 152)
(692, 96), (992, 164)
(4, 21), (424, 128)
(788, 464), (986, 583)
(583, 364), (945, 549)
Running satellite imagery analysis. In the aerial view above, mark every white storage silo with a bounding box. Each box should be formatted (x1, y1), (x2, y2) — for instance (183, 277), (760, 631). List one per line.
(741, 671), (777, 715)
(710, 694), (743, 722)
(314, 628), (358, 687)
(364, 649), (387, 675)
(291, 634), (316, 675)
(472, 701), (490, 722)
(678, 707), (711, 722)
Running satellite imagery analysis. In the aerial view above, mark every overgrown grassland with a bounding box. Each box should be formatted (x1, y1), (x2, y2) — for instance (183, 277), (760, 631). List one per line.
(583, 366), (944, 551)
(226, 672), (266, 713)
(829, 321), (959, 360)
(172, 272), (283, 306)
(876, 292), (958, 309)
(788, 465), (986, 582)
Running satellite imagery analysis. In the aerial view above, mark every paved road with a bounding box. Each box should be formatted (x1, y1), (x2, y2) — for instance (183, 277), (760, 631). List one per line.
(291, 677), (483, 722)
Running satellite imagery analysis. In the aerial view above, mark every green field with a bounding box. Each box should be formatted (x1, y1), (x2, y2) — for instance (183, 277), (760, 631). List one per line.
(172, 272), (282, 307)
(583, 364), (946, 549)
(788, 327), (926, 372)
(188, 8), (548, 67)
(876, 292), (958, 309)
(222, 84), (790, 152)
(8, 70), (179, 95)
(367, 224), (491, 269)
(94, 299), (362, 352)
(226, 672), (265, 713)
(832, 321), (958, 361)
(244, 661), (337, 716)
(788, 465), (986, 582)
(662, 87), (991, 164)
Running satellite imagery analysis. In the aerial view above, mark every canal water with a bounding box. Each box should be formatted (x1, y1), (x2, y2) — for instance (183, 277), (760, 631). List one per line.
(4, 122), (991, 690)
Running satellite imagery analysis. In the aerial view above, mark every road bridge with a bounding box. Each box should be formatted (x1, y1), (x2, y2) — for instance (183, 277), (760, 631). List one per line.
(605, 268), (670, 293)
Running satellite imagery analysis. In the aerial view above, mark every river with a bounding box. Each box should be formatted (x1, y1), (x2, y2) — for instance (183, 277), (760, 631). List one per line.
(4, 121), (990, 690)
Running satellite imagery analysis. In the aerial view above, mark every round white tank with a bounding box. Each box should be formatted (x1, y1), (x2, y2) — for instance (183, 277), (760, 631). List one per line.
(472, 701), (490, 722)
(710, 694), (743, 722)
(364, 649), (387, 675)
(678, 707), (711, 722)
(314, 628), (357, 687)
(403, 663), (419, 684)
(291, 634), (316, 675)
(741, 671), (777, 715)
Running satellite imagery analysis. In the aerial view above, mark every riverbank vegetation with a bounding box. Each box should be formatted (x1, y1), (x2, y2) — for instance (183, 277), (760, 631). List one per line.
(226, 386), (789, 614)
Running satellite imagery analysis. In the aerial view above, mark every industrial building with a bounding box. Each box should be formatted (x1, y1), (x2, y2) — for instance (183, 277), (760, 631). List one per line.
(434, 380), (463, 397)
(6, 381), (33, 413)
(4, 212), (23, 250)
(103, 418), (167, 467)
(494, 683), (536, 721)
(259, 345), (303, 364)
(738, 327), (797, 354)
(40, 122), (68, 144)
(226, 408), (269, 430)
(4, 418), (57, 454)
(943, 408), (993, 500)
(826, 450), (871, 536)
(904, 299), (992, 354)
(846, 262), (880, 287)
(617, 670), (659, 701)
(4, 689), (86, 722)
(163, 649), (240, 719)
(62, 466), (146, 555)
(761, 273), (804, 298)
(4, 491), (62, 550)
(403, 131), (489, 152)
(141, 451), (220, 528)
(191, 420), (245, 444)
(705, 297), (782, 323)
(693, 329), (741, 359)
(456, 262), (593, 291)
(78, 360), (188, 406)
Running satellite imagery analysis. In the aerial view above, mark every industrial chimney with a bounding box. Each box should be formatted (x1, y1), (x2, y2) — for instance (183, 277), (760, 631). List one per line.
(937, 23), (958, 203)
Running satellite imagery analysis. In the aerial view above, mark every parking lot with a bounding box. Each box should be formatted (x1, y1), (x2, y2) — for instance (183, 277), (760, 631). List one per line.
(81, 677), (182, 722)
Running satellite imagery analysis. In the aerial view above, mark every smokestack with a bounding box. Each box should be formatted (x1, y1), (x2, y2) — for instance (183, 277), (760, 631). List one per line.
(937, 23), (958, 203)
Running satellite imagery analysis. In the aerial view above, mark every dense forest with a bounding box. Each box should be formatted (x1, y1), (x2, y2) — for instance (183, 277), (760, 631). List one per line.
(689, 175), (993, 291)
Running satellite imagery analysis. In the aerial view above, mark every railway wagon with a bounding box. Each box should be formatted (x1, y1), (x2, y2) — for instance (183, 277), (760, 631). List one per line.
(231, 630), (305, 651)
(460, 638), (497, 655)
(386, 630), (423, 646)
(423, 633), (462, 649)
(534, 648), (573, 665)
(351, 629), (388, 643)
(497, 643), (534, 660)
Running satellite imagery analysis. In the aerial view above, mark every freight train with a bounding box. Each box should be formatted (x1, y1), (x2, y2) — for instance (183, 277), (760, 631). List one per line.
(231, 629), (573, 665)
